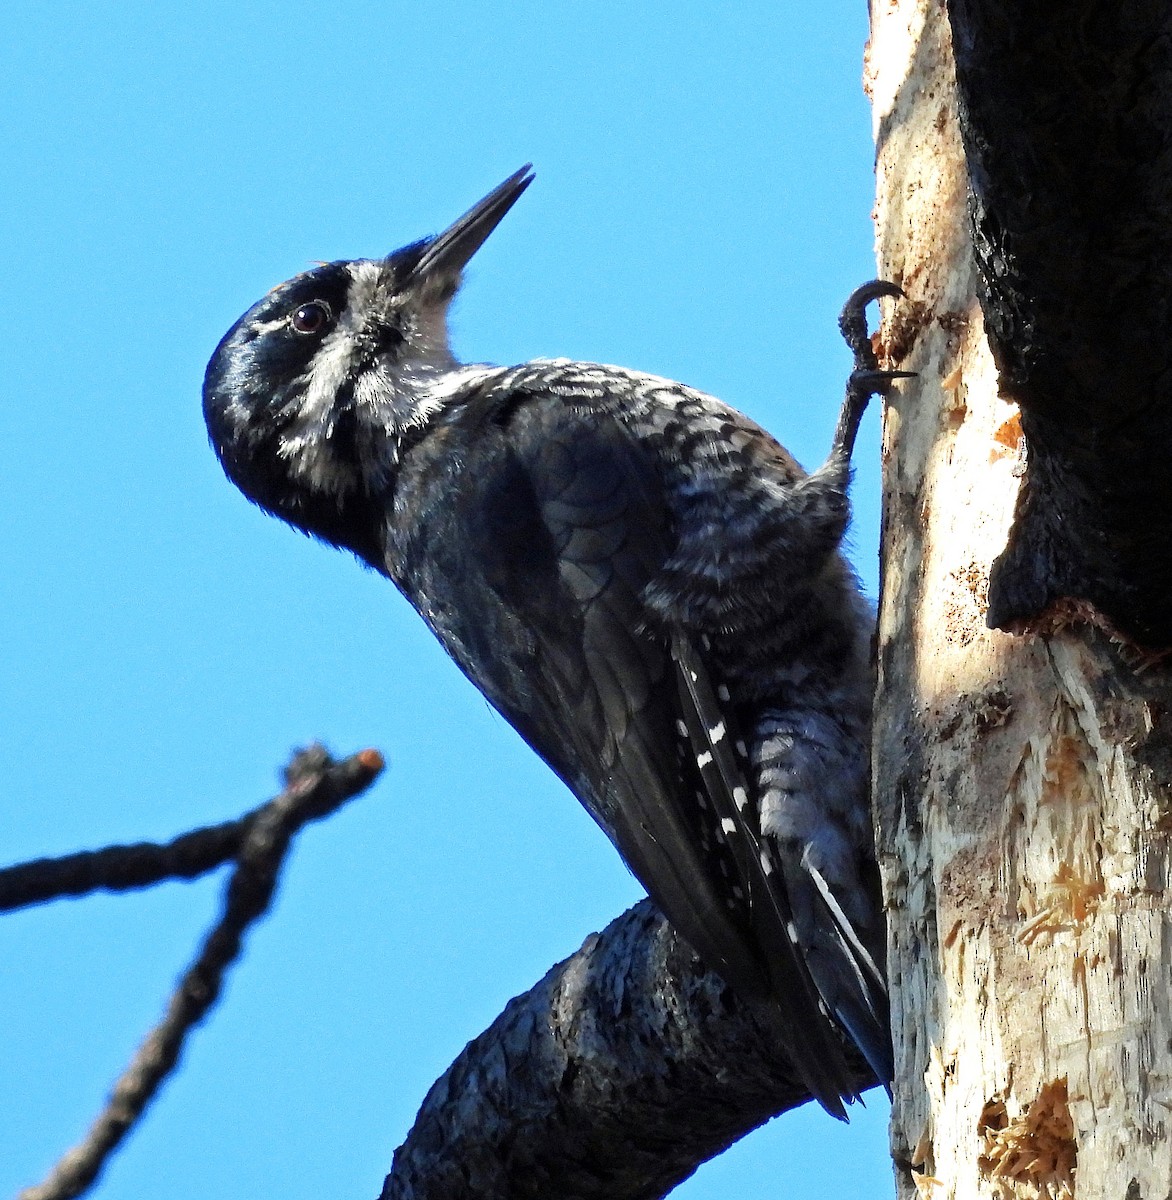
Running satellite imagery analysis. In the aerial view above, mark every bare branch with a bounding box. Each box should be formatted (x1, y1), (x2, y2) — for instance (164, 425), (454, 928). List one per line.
(0, 814), (259, 913)
(382, 898), (879, 1200)
(17, 744), (385, 1200)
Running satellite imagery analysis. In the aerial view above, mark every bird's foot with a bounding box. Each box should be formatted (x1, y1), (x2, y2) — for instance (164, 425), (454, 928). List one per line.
(830, 281), (914, 465)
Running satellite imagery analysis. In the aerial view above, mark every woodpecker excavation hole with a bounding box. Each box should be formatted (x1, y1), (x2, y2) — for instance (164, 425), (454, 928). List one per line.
(977, 1079), (1076, 1200)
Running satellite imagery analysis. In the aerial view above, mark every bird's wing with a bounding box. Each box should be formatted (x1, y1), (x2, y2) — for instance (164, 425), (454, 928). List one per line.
(446, 391), (768, 988)
(669, 634), (862, 1113)
(389, 379), (860, 1113)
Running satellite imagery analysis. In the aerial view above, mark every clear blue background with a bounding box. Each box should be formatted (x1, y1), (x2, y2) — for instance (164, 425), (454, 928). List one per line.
(0, 4), (893, 1197)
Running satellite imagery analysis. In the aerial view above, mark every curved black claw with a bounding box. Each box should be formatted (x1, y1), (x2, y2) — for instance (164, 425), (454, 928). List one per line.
(828, 281), (913, 466)
(848, 367), (917, 398)
(838, 279), (906, 372)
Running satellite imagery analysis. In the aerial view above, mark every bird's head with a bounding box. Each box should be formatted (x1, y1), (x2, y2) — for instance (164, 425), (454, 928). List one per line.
(202, 165), (533, 547)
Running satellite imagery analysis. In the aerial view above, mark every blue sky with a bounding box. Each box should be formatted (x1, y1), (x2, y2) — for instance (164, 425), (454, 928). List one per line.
(1, 4), (892, 1197)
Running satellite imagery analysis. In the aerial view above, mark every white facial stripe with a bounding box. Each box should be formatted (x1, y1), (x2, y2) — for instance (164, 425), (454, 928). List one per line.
(265, 259), (495, 498)
(298, 331), (361, 425)
(250, 315), (290, 336)
(275, 263), (386, 481)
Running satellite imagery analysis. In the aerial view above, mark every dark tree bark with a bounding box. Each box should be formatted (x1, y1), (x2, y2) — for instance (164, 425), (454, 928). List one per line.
(946, 1), (1172, 645)
(381, 901), (878, 1200)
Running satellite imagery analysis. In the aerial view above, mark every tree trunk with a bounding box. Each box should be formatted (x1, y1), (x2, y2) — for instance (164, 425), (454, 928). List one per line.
(869, 2), (1172, 1198)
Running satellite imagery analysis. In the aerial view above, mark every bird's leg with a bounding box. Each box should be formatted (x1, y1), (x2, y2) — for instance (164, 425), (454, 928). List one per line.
(783, 281), (914, 557)
(829, 280), (915, 468)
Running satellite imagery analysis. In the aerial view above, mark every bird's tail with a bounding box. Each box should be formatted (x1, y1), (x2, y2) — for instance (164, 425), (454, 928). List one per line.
(806, 861), (893, 1087)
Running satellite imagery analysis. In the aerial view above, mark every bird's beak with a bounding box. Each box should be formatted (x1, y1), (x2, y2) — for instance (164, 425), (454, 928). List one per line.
(404, 165), (535, 282)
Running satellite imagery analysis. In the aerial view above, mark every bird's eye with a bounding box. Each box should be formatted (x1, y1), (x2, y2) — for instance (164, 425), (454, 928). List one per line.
(290, 301), (332, 335)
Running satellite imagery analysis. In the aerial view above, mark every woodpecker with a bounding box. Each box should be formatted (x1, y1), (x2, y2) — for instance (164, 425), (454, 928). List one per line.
(203, 165), (909, 1117)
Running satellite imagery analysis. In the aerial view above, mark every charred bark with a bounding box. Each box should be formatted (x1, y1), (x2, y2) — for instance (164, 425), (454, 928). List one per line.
(946, 2), (1172, 646)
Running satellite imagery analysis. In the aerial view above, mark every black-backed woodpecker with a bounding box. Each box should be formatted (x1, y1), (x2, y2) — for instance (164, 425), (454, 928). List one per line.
(203, 166), (909, 1116)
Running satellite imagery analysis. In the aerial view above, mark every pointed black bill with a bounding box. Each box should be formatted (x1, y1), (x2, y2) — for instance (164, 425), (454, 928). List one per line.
(405, 165), (535, 282)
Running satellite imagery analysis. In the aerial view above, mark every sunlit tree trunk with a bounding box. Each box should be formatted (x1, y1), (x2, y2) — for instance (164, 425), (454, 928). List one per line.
(868, 3), (1172, 1197)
